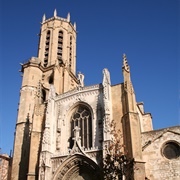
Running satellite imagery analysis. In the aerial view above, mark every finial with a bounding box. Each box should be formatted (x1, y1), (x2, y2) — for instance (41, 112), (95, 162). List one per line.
(103, 68), (111, 86)
(122, 54), (130, 72)
(67, 12), (70, 22)
(78, 72), (84, 87)
(42, 14), (46, 23)
(54, 9), (57, 17)
(73, 22), (76, 30)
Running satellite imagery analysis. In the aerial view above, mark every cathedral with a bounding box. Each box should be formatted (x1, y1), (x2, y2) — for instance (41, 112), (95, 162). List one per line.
(11, 10), (180, 180)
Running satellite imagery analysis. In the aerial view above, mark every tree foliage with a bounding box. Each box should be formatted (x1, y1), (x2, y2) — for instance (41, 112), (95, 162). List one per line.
(103, 120), (133, 180)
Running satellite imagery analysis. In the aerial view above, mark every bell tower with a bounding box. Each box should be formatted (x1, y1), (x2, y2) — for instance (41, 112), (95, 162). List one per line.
(37, 9), (78, 94)
(11, 10), (78, 180)
(38, 10), (76, 73)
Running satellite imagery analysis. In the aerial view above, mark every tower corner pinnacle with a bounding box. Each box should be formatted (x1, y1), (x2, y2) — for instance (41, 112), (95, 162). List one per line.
(42, 14), (46, 23)
(67, 12), (70, 22)
(73, 22), (76, 30)
(54, 9), (57, 17)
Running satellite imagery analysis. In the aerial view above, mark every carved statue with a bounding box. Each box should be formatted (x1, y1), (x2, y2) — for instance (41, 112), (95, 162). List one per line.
(73, 126), (81, 145)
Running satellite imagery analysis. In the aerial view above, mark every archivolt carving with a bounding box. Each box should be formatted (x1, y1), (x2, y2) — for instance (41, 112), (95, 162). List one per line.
(52, 157), (66, 173)
(55, 85), (101, 102)
(52, 154), (103, 180)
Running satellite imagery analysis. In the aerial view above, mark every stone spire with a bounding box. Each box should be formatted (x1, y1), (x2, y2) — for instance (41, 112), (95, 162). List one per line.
(122, 54), (132, 92)
(122, 53), (130, 73)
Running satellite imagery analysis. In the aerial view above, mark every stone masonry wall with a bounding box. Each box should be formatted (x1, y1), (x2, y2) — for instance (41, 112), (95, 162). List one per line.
(142, 126), (180, 180)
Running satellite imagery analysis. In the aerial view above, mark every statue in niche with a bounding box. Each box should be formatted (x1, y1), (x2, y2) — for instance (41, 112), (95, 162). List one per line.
(56, 132), (61, 150)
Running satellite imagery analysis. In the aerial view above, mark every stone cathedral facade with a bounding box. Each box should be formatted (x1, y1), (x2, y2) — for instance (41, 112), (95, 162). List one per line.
(11, 11), (180, 180)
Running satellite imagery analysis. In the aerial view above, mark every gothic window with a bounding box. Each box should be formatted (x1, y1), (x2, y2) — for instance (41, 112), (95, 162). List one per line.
(44, 30), (50, 67)
(162, 141), (180, 160)
(57, 30), (63, 65)
(70, 105), (92, 149)
(69, 36), (72, 70)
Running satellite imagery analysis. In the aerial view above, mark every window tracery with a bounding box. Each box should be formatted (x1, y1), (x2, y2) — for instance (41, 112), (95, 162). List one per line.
(70, 105), (92, 149)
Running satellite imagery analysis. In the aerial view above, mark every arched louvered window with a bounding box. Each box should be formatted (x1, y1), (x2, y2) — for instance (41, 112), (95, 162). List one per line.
(57, 30), (63, 65)
(69, 36), (72, 70)
(44, 30), (50, 67)
(70, 105), (92, 149)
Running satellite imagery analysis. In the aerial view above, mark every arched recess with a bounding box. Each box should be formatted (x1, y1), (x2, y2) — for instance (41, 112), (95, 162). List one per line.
(67, 102), (94, 120)
(52, 153), (103, 180)
(67, 102), (94, 149)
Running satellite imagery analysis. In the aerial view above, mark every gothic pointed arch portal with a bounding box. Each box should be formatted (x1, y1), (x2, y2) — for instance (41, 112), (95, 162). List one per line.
(52, 154), (103, 180)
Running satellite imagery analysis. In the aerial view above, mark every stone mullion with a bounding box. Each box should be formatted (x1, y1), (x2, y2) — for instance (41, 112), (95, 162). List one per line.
(87, 116), (89, 148)
(73, 120), (76, 136)
(82, 117), (84, 147)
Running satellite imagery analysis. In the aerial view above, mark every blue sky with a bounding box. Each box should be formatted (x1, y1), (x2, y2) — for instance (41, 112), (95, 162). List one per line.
(0, 0), (179, 154)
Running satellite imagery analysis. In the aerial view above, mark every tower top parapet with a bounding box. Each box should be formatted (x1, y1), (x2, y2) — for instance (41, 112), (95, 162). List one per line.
(41, 9), (72, 25)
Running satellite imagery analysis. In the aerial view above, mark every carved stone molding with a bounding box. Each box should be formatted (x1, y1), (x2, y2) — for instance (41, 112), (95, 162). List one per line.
(52, 154), (103, 180)
(55, 84), (101, 101)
